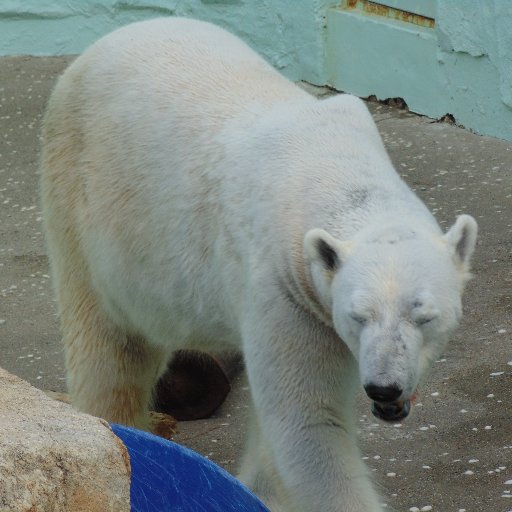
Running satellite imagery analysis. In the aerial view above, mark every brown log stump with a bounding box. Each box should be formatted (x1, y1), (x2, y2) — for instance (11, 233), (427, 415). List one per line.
(153, 350), (243, 421)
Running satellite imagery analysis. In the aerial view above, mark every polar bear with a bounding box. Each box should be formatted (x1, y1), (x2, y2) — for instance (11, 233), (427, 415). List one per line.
(40, 17), (477, 512)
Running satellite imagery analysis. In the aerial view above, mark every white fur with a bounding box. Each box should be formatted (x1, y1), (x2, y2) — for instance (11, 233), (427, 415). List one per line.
(40, 17), (477, 512)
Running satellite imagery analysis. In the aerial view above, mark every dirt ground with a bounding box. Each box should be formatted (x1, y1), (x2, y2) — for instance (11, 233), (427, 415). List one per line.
(0, 56), (511, 512)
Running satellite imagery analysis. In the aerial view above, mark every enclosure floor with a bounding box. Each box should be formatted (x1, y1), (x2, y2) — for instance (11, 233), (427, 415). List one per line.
(1, 56), (511, 512)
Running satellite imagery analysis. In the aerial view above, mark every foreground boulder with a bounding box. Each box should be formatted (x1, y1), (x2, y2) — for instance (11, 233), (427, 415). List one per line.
(0, 368), (130, 511)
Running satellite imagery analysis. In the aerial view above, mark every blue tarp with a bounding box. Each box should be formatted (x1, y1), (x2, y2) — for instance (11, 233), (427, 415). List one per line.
(112, 424), (270, 512)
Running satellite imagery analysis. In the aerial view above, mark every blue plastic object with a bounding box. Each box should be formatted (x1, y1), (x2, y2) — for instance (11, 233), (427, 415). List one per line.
(111, 424), (270, 512)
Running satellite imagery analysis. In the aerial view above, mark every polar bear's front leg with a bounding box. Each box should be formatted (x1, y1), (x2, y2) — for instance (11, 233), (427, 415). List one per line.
(238, 405), (290, 510)
(57, 271), (168, 430)
(240, 296), (383, 512)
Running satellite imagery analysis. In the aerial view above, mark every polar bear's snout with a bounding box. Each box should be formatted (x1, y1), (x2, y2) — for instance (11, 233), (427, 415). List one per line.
(371, 399), (411, 422)
(364, 383), (411, 421)
(357, 320), (420, 409)
(364, 383), (402, 402)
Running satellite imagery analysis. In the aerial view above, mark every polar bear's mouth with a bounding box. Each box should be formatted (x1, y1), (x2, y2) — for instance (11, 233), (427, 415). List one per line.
(371, 399), (411, 422)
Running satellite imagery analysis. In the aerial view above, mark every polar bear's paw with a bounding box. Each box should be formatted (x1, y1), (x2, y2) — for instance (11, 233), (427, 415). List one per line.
(45, 391), (177, 439)
(150, 411), (178, 440)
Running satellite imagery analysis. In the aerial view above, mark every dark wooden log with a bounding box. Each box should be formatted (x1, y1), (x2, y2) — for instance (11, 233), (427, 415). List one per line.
(154, 350), (243, 421)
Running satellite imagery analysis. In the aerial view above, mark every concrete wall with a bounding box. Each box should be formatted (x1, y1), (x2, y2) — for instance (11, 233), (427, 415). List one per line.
(326, 1), (512, 141)
(0, 0), (335, 84)
(1, 0), (512, 141)
(436, 1), (512, 139)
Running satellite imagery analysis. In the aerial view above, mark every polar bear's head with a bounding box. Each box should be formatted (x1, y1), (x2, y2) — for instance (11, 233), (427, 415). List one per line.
(304, 215), (477, 422)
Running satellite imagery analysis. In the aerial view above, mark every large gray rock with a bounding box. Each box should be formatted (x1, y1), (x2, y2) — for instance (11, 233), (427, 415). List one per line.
(0, 368), (130, 511)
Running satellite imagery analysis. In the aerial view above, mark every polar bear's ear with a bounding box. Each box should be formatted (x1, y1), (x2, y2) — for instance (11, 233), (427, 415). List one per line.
(304, 229), (352, 272)
(443, 215), (478, 272)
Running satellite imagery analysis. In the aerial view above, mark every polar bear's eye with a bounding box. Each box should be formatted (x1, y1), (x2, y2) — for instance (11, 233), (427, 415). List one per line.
(412, 298), (438, 326)
(349, 314), (367, 326)
(415, 316), (436, 326)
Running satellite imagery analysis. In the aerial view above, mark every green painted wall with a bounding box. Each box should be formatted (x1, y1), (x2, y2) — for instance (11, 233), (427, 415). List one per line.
(1, 1), (512, 140)
(0, 0), (335, 84)
(326, 1), (512, 141)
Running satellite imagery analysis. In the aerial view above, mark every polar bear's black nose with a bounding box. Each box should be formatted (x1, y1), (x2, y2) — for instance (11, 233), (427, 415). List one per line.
(364, 383), (402, 403)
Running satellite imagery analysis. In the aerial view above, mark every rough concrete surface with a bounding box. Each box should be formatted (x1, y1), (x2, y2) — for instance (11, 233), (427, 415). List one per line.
(0, 56), (510, 512)
(0, 367), (130, 512)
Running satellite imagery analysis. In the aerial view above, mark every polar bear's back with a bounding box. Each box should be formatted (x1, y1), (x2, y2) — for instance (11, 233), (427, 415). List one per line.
(43, 17), (310, 201)
(64, 17), (303, 116)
